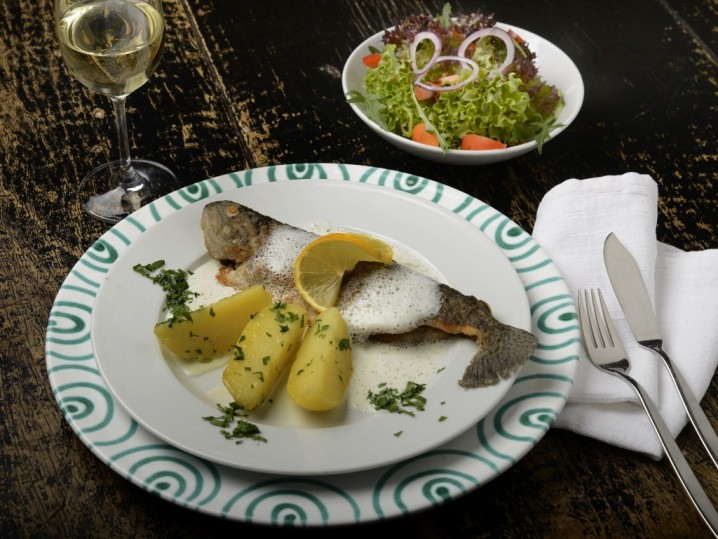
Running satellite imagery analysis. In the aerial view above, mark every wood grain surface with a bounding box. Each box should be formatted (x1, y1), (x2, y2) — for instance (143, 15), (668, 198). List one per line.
(1, 0), (717, 537)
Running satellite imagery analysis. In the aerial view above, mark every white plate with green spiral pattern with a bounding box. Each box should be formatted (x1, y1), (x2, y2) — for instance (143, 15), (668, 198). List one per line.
(46, 163), (579, 525)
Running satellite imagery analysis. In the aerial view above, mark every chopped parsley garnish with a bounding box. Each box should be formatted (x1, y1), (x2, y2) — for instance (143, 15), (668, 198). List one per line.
(202, 402), (267, 445)
(367, 381), (427, 416)
(225, 419), (266, 444)
(133, 260), (198, 326)
(337, 338), (351, 351)
(271, 301), (302, 327)
(314, 323), (330, 337)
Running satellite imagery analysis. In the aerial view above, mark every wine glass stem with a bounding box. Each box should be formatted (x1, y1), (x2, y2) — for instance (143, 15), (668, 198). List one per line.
(110, 96), (140, 189)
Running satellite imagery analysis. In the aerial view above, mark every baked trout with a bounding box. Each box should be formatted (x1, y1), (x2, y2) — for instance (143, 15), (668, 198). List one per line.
(200, 200), (537, 388)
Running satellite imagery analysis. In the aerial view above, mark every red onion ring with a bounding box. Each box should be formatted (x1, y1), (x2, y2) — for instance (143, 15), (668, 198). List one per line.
(414, 55), (480, 92)
(410, 31), (442, 75)
(457, 27), (516, 75)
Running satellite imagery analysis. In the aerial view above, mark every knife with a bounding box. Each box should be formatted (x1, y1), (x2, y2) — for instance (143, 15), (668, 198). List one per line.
(604, 232), (718, 468)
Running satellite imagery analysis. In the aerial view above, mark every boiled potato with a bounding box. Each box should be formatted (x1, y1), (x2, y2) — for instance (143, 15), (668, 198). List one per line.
(286, 307), (353, 411)
(154, 285), (272, 360)
(223, 301), (307, 410)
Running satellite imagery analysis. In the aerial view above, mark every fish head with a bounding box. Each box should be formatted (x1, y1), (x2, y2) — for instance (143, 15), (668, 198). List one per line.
(200, 201), (277, 264)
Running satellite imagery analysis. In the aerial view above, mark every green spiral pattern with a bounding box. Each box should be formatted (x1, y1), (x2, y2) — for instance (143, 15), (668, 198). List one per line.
(110, 445), (222, 506)
(220, 477), (360, 524)
(46, 163), (579, 526)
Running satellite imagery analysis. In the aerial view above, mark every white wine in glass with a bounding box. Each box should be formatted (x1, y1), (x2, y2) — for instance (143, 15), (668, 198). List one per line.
(56, 0), (177, 223)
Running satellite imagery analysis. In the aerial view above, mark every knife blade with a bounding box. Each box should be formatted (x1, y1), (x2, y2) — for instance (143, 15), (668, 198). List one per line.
(603, 232), (718, 468)
(603, 233), (662, 342)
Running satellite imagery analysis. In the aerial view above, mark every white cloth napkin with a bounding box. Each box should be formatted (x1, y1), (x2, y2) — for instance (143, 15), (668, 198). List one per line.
(532, 172), (718, 459)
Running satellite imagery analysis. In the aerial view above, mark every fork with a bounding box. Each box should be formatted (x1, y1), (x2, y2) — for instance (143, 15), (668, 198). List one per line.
(578, 289), (718, 536)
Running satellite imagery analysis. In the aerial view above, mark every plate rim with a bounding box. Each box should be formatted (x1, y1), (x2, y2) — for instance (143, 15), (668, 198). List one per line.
(46, 163), (579, 526)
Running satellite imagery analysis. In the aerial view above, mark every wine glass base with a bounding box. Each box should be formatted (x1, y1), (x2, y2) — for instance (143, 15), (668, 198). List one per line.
(79, 159), (178, 224)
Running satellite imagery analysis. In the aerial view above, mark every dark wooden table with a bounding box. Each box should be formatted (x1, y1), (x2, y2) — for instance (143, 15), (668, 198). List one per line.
(2, 0), (717, 536)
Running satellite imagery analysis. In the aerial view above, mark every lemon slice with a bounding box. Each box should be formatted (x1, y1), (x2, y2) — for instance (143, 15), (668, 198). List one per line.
(294, 232), (393, 311)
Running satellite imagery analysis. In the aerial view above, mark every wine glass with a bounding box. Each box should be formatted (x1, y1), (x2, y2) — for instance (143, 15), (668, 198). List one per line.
(55, 0), (177, 223)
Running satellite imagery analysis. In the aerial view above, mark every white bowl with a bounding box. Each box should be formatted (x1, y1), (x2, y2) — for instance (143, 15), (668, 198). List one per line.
(342, 23), (585, 165)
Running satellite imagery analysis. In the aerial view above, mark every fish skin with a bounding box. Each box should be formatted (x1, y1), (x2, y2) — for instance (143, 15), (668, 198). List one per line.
(200, 200), (537, 388)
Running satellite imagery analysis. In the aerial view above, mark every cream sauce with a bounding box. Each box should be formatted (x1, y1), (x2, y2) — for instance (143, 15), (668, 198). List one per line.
(337, 264), (442, 340)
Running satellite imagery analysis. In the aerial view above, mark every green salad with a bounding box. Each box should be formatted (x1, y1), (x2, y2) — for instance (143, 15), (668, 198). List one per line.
(347, 3), (563, 153)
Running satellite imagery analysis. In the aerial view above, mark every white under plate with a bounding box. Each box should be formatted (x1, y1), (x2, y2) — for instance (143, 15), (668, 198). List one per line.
(46, 163), (579, 525)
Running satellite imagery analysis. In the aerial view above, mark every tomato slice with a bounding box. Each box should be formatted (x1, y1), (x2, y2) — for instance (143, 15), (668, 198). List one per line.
(413, 85), (436, 101)
(411, 123), (440, 147)
(362, 53), (382, 69)
(460, 134), (507, 151)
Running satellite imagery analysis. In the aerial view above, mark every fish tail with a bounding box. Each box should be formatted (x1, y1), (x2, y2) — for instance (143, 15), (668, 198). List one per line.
(459, 323), (537, 388)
